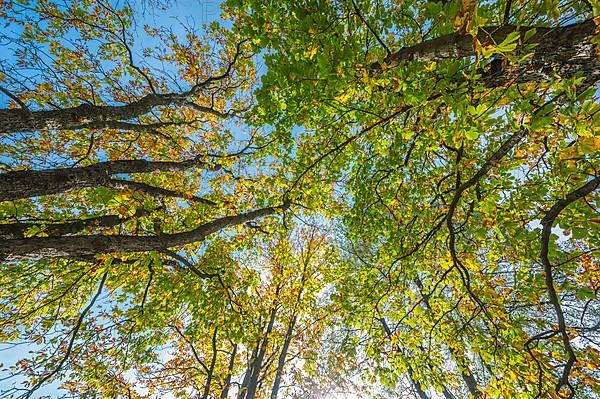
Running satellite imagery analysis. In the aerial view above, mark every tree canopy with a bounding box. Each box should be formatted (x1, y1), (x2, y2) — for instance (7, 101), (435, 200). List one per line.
(0, 0), (599, 398)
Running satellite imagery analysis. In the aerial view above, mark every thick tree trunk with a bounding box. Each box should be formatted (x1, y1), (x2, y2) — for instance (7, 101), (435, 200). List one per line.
(0, 158), (217, 201)
(0, 204), (283, 261)
(374, 19), (599, 86)
(0, 92), (189, 134)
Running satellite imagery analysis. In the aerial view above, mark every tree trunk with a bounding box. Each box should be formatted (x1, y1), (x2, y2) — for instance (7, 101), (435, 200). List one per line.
(270, 314), (297, 399)
(0, 205), (284, 261)
(379, 318), (432, 399)
(237, 341), (261, 399)
(406, 364), (431, 399)
(374, 19), (599, 86)
(221, 343), (237, 399)
(0, 92), (189, 134)
(202, 326), (219, 399)
(246, 304), (278, 399)
(0, 158), (217, 201)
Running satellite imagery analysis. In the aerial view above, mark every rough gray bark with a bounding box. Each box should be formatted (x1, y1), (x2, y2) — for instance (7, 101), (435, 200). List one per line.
(373, 19), (599, 86)
(0, 158), (219, 201)
(0, 91), (226, 135)
(0, 204), (285, 261)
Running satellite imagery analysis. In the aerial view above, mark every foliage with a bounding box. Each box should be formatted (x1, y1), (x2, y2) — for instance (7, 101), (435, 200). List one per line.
(0, 0), (599, 398)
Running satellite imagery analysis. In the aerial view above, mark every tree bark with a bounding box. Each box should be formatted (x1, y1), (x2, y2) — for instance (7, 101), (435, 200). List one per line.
(246, 303), (279, 399)
(540, 176), (600, 392)
(238, 341), (261, 399)
(201, 326), (219, 399)
(0, 40), (245, 134)
(0, 91), (226, 134)
(0, 204), (285, 261)
(0, 158), (218, 201)
(221, 343), (238, 399)
(0, 208), (151, 239)
(373, 19), (599, 86)
(270, 314), (297, 399)
(271, 260), (310, 399)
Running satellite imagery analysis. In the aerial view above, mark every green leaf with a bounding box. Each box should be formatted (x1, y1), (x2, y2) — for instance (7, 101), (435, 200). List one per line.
(523, 28), (537, 42)
(576, 287), (596, 301)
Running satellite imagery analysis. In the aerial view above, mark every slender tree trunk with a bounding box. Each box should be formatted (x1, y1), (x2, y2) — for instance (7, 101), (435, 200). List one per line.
(0, 158), (217, 201)
(406, 364), (431, 399)
(270, 314), (297, 399)
(373, 19), (599, 86)
(221, 343), (237, 399)
(202, 326), (219, 399)
(246, 304), (279, 399)
(271, 264), (309, 399)
(0, 204), (284, 261)
(379, 318), (431, 399)
(238, 341), (261, 399)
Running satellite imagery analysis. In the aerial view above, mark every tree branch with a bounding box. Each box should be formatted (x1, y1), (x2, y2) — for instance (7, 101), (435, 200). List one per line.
(24, 270), (108, 398)
(0, 157), (221, 201)
(0, 203), (289, 261)
(109, 179), (218, 207)
(0, 208), (154, 239)
(540, 175), (600, 395)
(372, 20), (598, 86)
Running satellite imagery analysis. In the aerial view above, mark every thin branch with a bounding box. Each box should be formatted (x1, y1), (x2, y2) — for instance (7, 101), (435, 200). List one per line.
(162, 249), (220, 279)
(350, 0), (391, 57)
(110, 179), (218, 207)
(502, 0), (513, 25)
(24, 270), (108, 398)
(0, 85), (28, 110)
(172, 324), (210, 374)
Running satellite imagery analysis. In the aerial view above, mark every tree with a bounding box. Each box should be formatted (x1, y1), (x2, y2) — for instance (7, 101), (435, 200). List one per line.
(0, 0), (290, 397)
(224, 0), (600, 397)
(1, 0), (599, 398)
